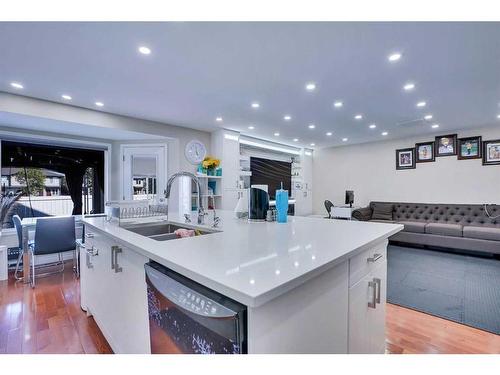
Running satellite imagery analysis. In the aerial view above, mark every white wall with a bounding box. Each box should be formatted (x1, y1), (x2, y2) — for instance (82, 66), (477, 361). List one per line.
(313, 124), (500, 215)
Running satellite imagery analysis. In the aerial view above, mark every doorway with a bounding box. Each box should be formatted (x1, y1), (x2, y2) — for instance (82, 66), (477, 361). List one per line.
(121, 145), (167, 201)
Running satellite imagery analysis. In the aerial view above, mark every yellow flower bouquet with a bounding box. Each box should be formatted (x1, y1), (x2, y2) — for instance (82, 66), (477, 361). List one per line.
(200, 156), (221, 175)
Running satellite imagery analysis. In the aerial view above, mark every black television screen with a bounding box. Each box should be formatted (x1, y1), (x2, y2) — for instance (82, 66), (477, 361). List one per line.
(250, 157), (291, 200)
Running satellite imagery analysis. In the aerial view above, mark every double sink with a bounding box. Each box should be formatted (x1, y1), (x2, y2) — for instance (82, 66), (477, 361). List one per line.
(122, 221), (220, 241)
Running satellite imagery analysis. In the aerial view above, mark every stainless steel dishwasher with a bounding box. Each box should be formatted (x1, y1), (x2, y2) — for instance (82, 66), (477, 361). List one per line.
(145, 262), (247, 354)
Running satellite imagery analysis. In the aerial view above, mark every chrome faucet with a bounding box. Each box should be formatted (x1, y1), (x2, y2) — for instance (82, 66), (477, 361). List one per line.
(165, 172), (206, 225)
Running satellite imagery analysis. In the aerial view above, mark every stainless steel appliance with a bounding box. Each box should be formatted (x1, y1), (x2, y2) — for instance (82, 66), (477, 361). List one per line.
(145, 262), (247, 354)
(248, 187), (269, 221)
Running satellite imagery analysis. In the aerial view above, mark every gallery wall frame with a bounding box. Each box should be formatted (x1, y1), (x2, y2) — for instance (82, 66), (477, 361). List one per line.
(415, 141), (435, 163)
(396, 147), (416, 170)
(435, 134), (458, 157)
(482, 139), (500, 166)
(458, 136), (482, 160)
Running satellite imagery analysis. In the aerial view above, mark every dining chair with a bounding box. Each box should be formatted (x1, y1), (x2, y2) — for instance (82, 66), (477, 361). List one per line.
(324, 200), (334, 219)
(30, 216), (76, 287)
(13, 214), (34, 280)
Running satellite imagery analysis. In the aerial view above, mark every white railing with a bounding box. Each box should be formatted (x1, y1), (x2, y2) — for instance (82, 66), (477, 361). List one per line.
(17, 195), (93, 216)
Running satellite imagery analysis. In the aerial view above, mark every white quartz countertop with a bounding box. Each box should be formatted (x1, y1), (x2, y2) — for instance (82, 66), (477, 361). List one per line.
(83, 211), (402, 307)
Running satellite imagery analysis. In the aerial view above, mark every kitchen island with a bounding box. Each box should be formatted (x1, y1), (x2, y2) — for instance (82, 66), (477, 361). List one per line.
(81, 211), (402, 354)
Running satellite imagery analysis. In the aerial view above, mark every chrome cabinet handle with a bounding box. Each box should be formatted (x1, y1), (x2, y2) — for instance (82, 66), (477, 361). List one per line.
(85, 252), (93, 269)
(368, 280), (377, 309)
(111, 245), (123, 273)
(374, 278), (381, 304)
(85, 246), (98, 256)
(367, 253), (383, 263)
(85, 233), (94, 238)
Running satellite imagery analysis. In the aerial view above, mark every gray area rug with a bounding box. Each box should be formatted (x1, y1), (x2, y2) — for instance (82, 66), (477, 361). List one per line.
(387, 245), (500, 335)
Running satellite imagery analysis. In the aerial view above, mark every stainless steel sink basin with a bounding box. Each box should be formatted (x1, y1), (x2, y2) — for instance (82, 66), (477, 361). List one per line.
(121, 221), (218, 241)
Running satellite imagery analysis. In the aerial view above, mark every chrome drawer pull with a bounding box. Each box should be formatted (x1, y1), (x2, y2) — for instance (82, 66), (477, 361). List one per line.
(85, 252), (93, 269)
(374, 277), (381, 304)
(85, 233), (94, 238)
(368, 280), (377, 309)
(367, 253), (383, 263)
(111, 246), (123, 273)
(86, 246), (98, 257)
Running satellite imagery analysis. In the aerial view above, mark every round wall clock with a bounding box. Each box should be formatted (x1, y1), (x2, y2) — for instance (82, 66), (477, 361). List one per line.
(185, 140), (207, 165)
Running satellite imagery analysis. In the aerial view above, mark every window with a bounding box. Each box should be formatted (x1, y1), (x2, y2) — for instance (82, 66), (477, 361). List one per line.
(1, 141), (105, 228)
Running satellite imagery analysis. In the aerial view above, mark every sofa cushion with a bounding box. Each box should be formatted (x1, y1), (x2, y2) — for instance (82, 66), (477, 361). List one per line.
(371, 203), (394, 221)
(398, 221), (427, 234)
(463, 226), (500, 242)
(425, 222), (463, 237)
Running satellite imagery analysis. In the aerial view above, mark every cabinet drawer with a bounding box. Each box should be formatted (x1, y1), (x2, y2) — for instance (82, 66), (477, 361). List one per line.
(349, 241), (387, 287)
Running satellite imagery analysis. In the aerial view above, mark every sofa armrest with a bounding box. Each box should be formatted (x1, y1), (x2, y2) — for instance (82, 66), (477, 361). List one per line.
(352, 206), (373, 221)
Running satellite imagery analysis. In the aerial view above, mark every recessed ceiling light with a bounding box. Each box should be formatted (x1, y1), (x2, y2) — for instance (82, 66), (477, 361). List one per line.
(326, 132), (333, 136)
(293, 138), (299, 142)
(308, 124), (316, 129)
(342, 138), (348, 142)
(61, 94), (72, 100)
(369, 124), (376, 129)
(10, 82), (23, 89)
(138, 46), (151, 55)
(283, 115), (292, 121)
(274, 132), (280, 136)
(248, 126), (255, 130)
(403, 83), (415, 91)
(416, 101), (426, 108)
(354, 114), (363, 120)
(305, 82), (316, 91)
(432, 124), (440, 129)
(333, 101), (343, 108)
(388, 52), (402, 62)
(424, 114), (433, 120)
(215, 117), (223, 122)
(497, 114), (500, 119)
(310, 143), (315, 147)
(95, 102), (104, 107)
(251, 102), (260, 109)
(381, 131), (388, 136)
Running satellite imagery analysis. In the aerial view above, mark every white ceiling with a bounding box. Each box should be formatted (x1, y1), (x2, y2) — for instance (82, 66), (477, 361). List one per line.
(0, 22), (499, 148)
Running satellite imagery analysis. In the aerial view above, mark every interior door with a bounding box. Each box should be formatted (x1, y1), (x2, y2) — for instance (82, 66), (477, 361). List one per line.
(122, 145), (166, 201)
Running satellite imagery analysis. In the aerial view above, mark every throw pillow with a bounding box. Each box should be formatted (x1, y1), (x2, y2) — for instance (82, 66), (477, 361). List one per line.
(372, 203), (394, 221)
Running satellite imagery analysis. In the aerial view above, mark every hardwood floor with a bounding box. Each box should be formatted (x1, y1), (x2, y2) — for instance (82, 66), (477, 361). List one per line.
(1, 262), (499, 354)
(0, 263), (112, 354)
(386, 304), (500, 354)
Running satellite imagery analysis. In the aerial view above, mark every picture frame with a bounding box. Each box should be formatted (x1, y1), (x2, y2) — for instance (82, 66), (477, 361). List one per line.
(415, 141), (435, 163)
(434, 134), (458, 157)
(458, 136), (482, 160)
(482, 139), (500, 166)
(396, 148), (416, 170)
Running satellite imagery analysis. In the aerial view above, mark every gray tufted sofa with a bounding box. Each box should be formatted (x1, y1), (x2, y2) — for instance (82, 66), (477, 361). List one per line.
(352, 202), (500, 255)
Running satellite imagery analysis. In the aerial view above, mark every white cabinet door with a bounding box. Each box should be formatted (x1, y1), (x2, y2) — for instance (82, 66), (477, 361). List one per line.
(80, 230), (151, 354)
(85, 233), (116, 346)
(105, 243), (150, 353)
(348, 261), (387, 354)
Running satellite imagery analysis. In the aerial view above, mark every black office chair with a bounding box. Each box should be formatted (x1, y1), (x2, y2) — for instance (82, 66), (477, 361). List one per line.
(324, 200), (334, 219)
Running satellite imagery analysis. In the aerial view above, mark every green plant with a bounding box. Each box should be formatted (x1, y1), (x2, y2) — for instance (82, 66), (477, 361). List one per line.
(14, 168), (45, 196)
(0, 192), (22, 228)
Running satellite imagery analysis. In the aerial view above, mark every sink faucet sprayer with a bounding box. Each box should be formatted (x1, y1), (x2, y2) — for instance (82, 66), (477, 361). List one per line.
(165, 172), (206, 225)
